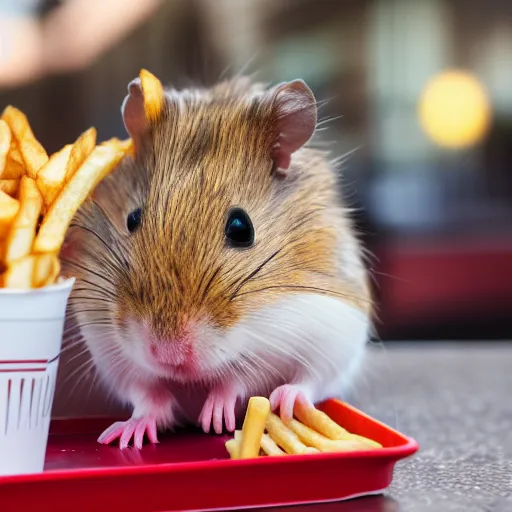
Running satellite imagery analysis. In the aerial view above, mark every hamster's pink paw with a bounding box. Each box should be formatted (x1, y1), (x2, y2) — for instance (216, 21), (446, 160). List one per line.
(269, 384), (312, 423)
(97, 416), (159, 449)
(199, 387), (238, 435)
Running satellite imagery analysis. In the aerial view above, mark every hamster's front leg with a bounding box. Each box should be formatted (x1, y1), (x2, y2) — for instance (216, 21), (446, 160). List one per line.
(199, 382), (245, 434)
(269, 383), (314, 422)
(97, 381), (177, 449)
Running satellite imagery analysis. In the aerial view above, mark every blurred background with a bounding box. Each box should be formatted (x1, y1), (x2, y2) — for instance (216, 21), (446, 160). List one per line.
(1, 0), (511, 341)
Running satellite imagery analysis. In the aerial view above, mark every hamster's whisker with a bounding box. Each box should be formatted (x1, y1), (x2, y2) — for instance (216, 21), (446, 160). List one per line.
(197, 267), (222, 305)
(330, 146), (362, 167)
(240, 349), (285, 387)
(64, 362), (97, 408)
(253, 262), (329, 284)
(241, 326), (315, 376)
(229, 248), (283, 299)
(256, 337), (322, 382)
(60, 258), (119, 292)
(61, 358), (96, 388)
(85, 252), (126, 283)
(63, 345), (92, 366)
(232, 354), (266, 391)
(232, 285), (372, 306)
(66, 309), (112, 317)
(60, 340), (84, 354)
(259, 317), (338, 376)
(316, 115), (343, 128)
(85, 367), (100, 407)
(62, 323), (82, 335)
(68, 298), (115, 310)
(62, 330), (83, 342)
(68, 280), (117, 299)
(67, 320), (113, 330)
(245, 310), (335, 375)
(71, 285), (112, 293)
(69, 222), (129, 273)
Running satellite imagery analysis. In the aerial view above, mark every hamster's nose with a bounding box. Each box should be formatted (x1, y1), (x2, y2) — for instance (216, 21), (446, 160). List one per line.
(148, 339), (191, 367)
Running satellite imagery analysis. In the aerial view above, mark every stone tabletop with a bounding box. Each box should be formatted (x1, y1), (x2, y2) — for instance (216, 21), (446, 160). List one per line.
(382, 343), (511, 512)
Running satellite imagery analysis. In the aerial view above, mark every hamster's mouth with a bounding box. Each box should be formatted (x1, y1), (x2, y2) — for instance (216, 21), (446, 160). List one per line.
(152, 359), (201, 381)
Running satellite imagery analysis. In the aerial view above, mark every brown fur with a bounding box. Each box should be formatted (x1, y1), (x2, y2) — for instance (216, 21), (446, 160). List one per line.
(62, 78), (371, 346)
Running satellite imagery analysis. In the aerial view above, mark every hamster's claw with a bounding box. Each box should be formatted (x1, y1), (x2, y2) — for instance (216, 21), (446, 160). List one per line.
(97, 416), (158, 449)
(270, 385), (311, 423)
(199, 388), (237, 435)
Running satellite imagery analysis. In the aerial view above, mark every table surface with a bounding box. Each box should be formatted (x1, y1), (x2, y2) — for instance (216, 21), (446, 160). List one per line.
(261, 342), (512, 512)
(54, 342), (512, 512)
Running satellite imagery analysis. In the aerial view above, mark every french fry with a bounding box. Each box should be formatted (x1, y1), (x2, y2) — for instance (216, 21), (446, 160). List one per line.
(225, 439), (240, 460)
(0, 119), (11, 176)
(118, 138), (134, 156)
(34, 142), (125, 253)
(4, 176), (43, 263)
(64, 127), (97, 183)
(238, 397), (271, 459)
(0, 191), (20, 239)
(140, 69), (165, 122)
(33, 253), (60, 288)
(0, 179), (20, 197)
(293, 400), (349, 440)
(260, 433), (286, 456)
(227, 398), (382, 460)
(293, 401), (382, 448)
(106, 137), (134, 157)
(0, 106), (136, 291)
(2, 142), (25, 179)
(3, 255), (36, 289)
(345, 434), (382, 449)
(36, 144), (73, 208)
(287, 418), (371, 452)
(265, 412), (309, 455)
(1, 106), (48, 178)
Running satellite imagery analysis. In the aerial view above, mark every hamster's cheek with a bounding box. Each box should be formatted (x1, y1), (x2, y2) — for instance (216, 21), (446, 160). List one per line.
(228, 293), (370, 386)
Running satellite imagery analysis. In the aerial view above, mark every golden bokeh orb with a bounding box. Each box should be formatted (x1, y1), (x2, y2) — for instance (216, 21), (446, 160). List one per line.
(418, 70), (492, 149)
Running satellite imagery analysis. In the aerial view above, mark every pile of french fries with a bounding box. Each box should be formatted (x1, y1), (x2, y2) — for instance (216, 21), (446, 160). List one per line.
(226, 397), (382, 459)
(0, 106), (133, 289)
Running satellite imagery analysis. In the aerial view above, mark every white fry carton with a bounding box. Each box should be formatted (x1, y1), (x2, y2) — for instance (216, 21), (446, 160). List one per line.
(0, 278), (74, 476)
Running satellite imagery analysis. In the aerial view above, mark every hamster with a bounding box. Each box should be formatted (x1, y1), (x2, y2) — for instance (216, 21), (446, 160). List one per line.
(61, 71), (373, 449)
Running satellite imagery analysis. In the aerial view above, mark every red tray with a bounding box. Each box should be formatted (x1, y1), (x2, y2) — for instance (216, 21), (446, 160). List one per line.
(0, 400), (418, 511)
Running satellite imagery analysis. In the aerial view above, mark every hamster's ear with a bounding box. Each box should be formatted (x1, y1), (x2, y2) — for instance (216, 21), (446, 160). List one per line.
(271, 79), (317, 172)
(121, 69), (165, 148)
(121, 78), (146, 144)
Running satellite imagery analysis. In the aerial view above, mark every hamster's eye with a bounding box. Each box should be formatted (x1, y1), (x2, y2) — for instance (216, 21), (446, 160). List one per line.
(225, 208), (254, 248)
(127, 208), (142, 233)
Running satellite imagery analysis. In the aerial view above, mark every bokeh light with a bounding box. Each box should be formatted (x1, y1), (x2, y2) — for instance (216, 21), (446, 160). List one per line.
(418, 70), (492, 149)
